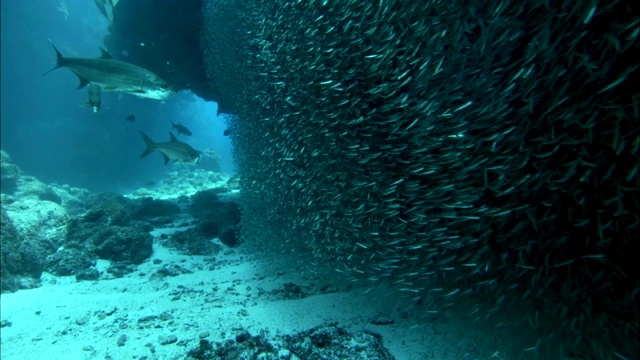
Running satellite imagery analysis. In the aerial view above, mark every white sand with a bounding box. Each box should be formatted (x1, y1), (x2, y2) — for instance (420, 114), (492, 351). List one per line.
(1, 228), (542, 360)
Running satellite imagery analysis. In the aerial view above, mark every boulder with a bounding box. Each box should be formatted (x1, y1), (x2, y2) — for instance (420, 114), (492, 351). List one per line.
(45, 248), (96, 276)
(3, 198), (69, 247)
(0, 150), (22, 195)
(16, 176), (61, 204)
(1, 207), (57, 292)
(84, 192), (133, 226)
(88, 226), (153, 264)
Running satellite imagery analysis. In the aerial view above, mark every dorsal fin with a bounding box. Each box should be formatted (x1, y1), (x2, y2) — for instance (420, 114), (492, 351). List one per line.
(99, 48), (114, 59)
(169, 132), (178, 142)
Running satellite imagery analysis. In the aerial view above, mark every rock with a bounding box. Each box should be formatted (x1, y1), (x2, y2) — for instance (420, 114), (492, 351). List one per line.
(0, 150), (22, 195)
(131, 197), (181, 224)
(189, 188), (227, 219)
(186, 324), (393, 359)
(117, 334), (127, 347)
(158, 335), (178, 345)
(166, 228), (222, 256)
(218, 227), (239, 247)
(1, 208), (22, 292)
(88, 226), (153, 264)
(84, 192), (134, 226)
(195, 219), (221, 238)
(66, 206), (153, 264)
(75, 314), (91, 326)
(138, 315), (158, 323)
(106, 262), (138, 278)
(287, 324), (393, 359)
(370, 315), (395, 326)
(280, 282), (305, 299)
(152, 264), (193, 279)
(235, 331), (252, 343)
(49, 183), (93, 216)
(16, 176), (61, 204)
(3, 198), (69, 247)
(45, 248), (95, 276)
(1, 206), (59, 292)
(64, 218), (99, 249)
(75, 268), (101, 281)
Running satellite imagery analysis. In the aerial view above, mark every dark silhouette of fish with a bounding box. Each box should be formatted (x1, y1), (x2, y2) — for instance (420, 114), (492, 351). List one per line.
(170, 121), (192, 136)
(125, 114), (136, 122)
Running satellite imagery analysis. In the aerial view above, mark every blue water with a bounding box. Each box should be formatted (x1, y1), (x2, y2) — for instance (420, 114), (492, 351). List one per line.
(1, 0), (233, 193)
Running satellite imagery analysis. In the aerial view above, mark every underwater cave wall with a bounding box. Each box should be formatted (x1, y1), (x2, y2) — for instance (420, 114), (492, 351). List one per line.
(201, 0), (639, 357)
(102, 0), (212, 103)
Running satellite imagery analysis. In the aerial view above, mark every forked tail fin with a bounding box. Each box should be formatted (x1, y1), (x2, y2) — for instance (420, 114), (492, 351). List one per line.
(139, 131), (157, 158)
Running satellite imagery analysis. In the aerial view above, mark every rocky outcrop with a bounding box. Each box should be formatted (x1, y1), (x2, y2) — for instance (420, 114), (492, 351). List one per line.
(1, 207), (57, 292)
(0, 150), (22, 195)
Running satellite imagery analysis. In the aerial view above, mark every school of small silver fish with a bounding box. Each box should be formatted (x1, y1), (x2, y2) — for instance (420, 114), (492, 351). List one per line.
(202, 1), (638, 358)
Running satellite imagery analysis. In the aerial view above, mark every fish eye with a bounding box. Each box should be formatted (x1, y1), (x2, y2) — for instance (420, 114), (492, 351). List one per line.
(160, 83), (169, 90)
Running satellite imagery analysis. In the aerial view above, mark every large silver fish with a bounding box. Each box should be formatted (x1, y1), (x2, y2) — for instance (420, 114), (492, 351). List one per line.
(45, 45), (174, 100)
(139, 132), (200, 165)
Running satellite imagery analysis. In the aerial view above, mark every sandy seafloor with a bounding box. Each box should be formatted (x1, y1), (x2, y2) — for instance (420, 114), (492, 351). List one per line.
(1, 222), (545, 360)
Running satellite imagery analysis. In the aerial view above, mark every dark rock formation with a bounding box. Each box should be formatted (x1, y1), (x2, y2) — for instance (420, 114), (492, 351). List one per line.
(188, 189), (241, 247)
(166, 228), (221, 256)
(75, 268), (101, 281)
(45, 248), (96, 277)
(0, 150), (22, 195)
(101, 0), (216, 109)
(66, 205), (153, 265)
(186, 324), (393, 360)
(106, 262), (139, 278)
(16, 176), (61, 204)
(1, 207), (56, 292)
(217, 228), (239, 248)
(89, 226), (153, 264)
(131, 197), (181, 225)
(84, 192), (134, 227)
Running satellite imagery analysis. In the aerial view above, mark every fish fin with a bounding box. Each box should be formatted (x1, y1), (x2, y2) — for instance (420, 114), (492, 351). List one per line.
(169, 132), (178, 142)
(42, 43), (65, 76)
(75, 75), (90, 89)
(139, 131), (156, 158)
(99, 48), (114, 59)
(162, 153), (170, 165)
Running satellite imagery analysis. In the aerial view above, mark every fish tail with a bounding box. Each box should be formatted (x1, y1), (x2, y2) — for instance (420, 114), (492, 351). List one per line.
(42, 41), (65, 76)
(139, 131), (157, 158)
